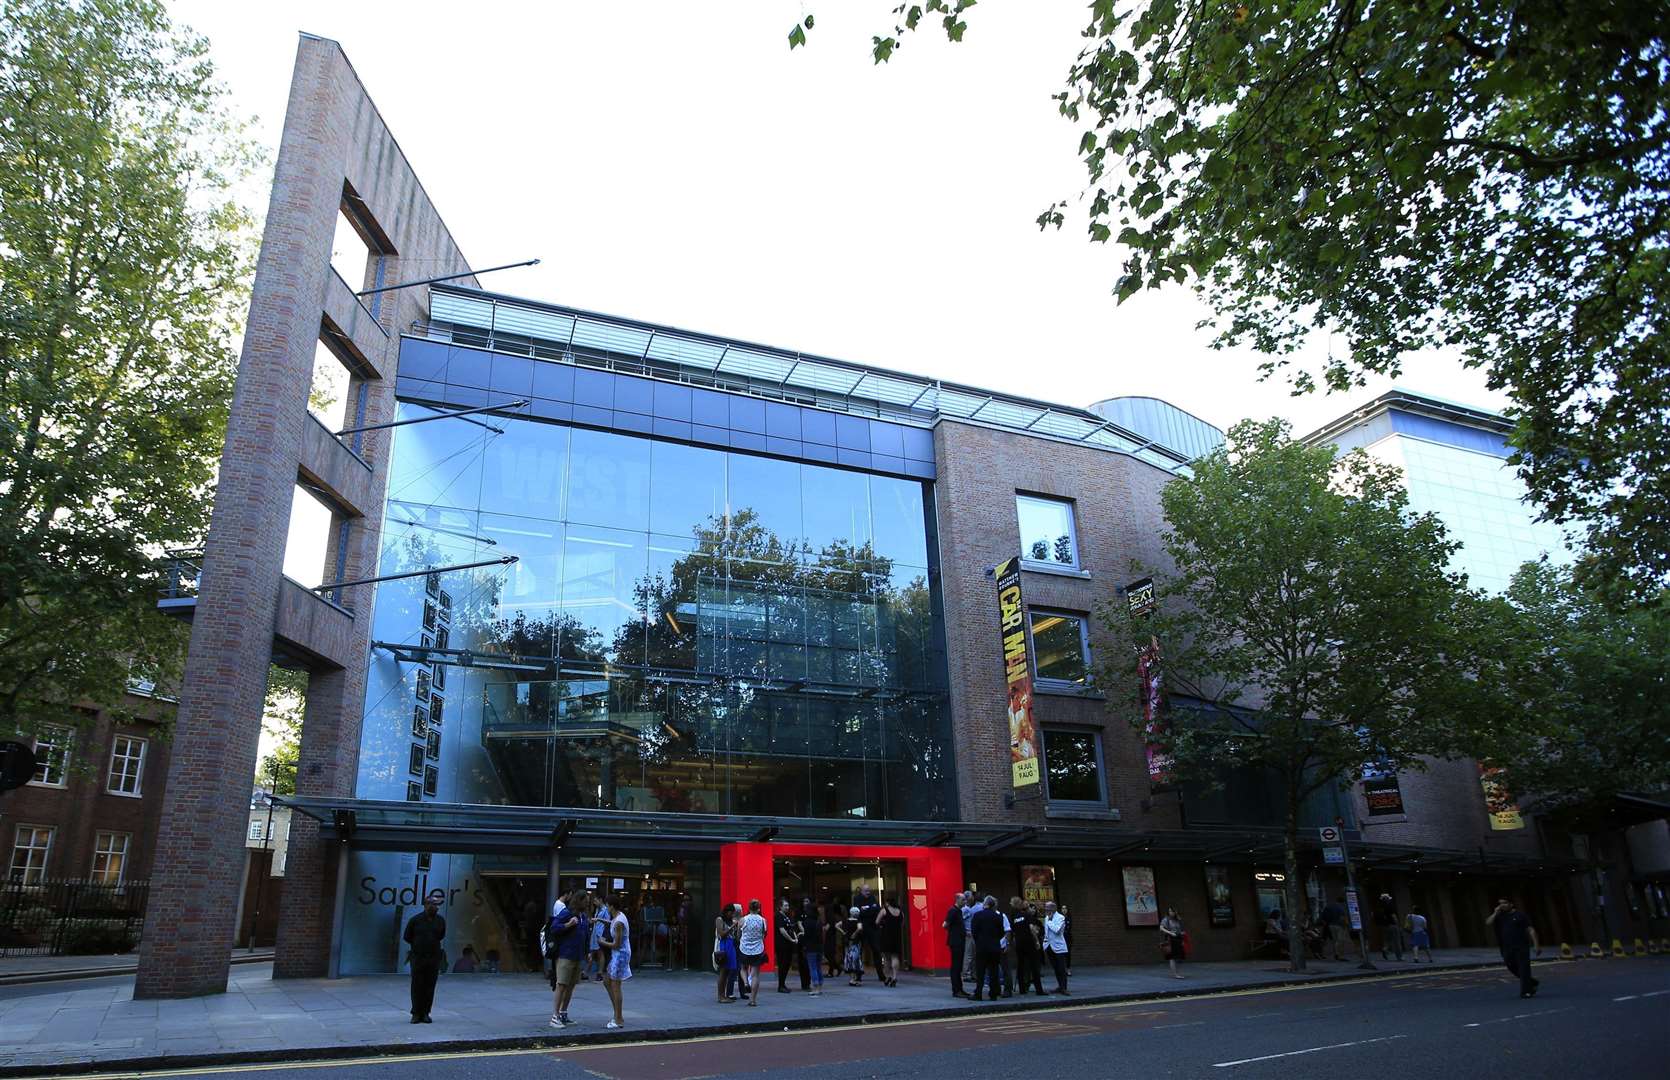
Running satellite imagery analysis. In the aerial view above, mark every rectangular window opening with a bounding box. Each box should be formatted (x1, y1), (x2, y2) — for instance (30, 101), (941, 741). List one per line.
(1016, 493), (1080, 569)
(91, 831), (130, 886)
(9, 825), (54, 883)
(28, 726), (71, 787)
(309, 336), (358, 435)
(330, 204), (378, 291)
(1029, 610), (1092, 689)
(1042, 728), (1106, 806)
(282, 483), (338, 590)
(106, 734), (147, 796)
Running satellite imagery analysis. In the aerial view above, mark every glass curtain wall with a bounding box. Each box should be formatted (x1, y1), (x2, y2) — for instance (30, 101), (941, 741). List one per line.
(359, 404), (954, 823)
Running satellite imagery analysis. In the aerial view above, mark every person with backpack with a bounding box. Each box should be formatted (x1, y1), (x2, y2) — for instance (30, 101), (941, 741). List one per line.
(548, 891), (588, 1028)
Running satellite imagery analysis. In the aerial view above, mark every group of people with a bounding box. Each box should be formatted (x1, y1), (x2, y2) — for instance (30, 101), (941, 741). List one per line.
(942, 892), (1072, 1000)
(542, 888), (634, 1029)
(712, 884), (907, 1004)
(1259, 893), (1435, 963)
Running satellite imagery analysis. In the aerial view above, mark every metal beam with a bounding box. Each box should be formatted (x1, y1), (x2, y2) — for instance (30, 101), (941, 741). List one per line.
(983, 825), (1037, 856)
(335, 399), (526, 436)
(314, 555), (517, 594)
(356, 258), (540, 297)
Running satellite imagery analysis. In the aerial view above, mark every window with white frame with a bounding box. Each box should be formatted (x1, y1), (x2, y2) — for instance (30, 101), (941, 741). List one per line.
(91, 832), (130, 886)
(29, 726), (71, 787)
(1016, 494), (1080, 569)
(106, 734), (146, 796)
(248, 819), (267, 842)
(9, 825), (54, 883)
(1041, 728), (1107, 806)
(1029, 611), (1092, 689)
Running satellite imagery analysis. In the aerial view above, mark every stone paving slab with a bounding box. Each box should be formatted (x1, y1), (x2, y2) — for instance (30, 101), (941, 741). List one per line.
(0, 949), (1540, 1075)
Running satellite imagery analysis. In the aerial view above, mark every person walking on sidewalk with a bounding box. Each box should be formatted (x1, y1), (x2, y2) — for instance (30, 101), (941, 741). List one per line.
(713, 903), (741, 1002)
(969, 896), (1005, 1002)
(403, 890), (446, 1024)
(1406, 906), (1434, 963)
(1159, 906), (1187, 979)
(1375, 893), (1405, 961)
(877, 894), (903, 986)
(839, 905), (866, 985)
(598, 897), (632, 1029)
(856, 884), (885, 983)
(1011, 899), (1045, 996)
(1487, 898), (1541, 998)
(549, 891), (589, 1028)
(737, 899), (768, 1006)
(1321, 895), (1349, 960)
(1041, 900), (1069, 994)
(944, 893), (968, 998)
(776, 898), (801, 995)
(799, 898), (824, 995)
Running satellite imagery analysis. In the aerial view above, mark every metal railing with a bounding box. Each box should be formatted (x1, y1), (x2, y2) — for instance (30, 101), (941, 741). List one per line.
(157, 550), (203, 602)
(0, 878), (151, 957)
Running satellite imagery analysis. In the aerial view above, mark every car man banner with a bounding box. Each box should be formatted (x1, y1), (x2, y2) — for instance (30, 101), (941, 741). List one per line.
(995, 557), (1039, 788)
(1478, 764), (1524, 830)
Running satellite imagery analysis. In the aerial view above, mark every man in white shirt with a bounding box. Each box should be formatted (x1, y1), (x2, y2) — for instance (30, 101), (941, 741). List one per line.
(1042, 901), (1069, 994)
(960, 891), (977, 983)
(999, 908), (1015, 997)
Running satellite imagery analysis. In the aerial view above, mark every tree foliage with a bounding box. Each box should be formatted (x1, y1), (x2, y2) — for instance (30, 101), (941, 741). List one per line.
(814, 1), (1670, 599)
(1471, 562), (1670, 813)
(0, 0), (255, 737)
(257, 666), (306, 795)
(1098, 419), (1488, 970)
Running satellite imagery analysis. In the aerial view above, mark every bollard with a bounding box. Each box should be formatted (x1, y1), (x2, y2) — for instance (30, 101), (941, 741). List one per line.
(1611, 938), (1627, 958)
(1589, 942), (1605, 958)
(1634, 937), (1647, 956)
(1558, 942), (1574, 960)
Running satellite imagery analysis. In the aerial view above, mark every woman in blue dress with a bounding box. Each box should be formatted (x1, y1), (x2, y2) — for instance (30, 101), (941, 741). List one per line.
(599, 897), (632, 1029)
(714, 903), (741, 1002)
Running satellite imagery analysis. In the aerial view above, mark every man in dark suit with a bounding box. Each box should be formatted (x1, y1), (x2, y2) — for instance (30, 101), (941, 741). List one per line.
(403, 890), (447, 1023)
(969, 895), (1005, 1002)
(943, 893), (968, 997)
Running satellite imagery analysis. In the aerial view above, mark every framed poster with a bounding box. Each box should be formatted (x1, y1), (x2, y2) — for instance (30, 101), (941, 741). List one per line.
(1122, 865), (1159, 927)
(428, 695), (444, 727)
(1205, 866), (1235, 927)
(408, 744), (425, 776)
(422, 600), (437, 632)
(425, 730), (441, 760)
(423, 764), (438, 797)
(411, 705), (428, 738)
(1253, 869), (1287, 922)
(415, 669), (431, 702)
(1021, 865), (1057, 905)
(432, 662), (446, 691)
(405, 780), (422, 802)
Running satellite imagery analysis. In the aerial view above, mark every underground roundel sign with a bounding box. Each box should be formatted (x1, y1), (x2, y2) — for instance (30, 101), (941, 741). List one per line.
(0, 741), (38, 793)
(1318, 825), (1341, 844)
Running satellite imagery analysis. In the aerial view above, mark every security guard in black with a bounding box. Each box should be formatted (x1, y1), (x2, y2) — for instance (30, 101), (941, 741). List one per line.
(404, 891), (447, 1022)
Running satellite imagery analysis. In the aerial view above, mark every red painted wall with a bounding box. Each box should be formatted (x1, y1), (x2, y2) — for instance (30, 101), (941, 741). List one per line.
(719, 842), (962, 973)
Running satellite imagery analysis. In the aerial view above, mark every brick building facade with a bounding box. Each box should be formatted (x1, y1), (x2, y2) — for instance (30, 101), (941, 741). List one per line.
(133, 36), (1641, 996)
(1, 689), (173, 889)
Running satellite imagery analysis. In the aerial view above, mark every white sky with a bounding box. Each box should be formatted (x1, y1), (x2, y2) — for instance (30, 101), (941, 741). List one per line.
(171, 0), (1506, 437)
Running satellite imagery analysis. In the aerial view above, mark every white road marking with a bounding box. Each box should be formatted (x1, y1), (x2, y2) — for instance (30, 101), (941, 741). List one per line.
(1212, 1034), (1407, 1068)
(1465, 1007), (1574, 1027)
(1642, 990), (1670, 998)
(1154, 1021), (1207, 1030)
(1614, 995), (1638, 1001)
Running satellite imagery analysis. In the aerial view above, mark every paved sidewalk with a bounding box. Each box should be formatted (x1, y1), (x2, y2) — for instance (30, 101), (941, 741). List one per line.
(0, 949), (1520, 1073)
(0, 951), (273, 985)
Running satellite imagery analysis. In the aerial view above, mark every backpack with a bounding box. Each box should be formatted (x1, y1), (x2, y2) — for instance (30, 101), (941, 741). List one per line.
(541, 907), (568, 959)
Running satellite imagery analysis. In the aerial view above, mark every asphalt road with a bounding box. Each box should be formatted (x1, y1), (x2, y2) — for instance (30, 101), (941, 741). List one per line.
(38, 958), (1670, 1080)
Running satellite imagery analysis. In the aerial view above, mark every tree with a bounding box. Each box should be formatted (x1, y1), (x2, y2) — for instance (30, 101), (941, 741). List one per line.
(1098, 419), (1488, 971)
(0, 0), (255, 740)
(257, 667), (306, 796)
(809, 2), (1670, 600)
(1471, 562), (1670, 814)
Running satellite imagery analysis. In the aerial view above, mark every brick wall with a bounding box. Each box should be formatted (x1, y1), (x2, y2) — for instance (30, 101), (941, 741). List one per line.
(0, 698), (172, 886)
(932, 418), (1181, 830)
(134, 34), (475, 997)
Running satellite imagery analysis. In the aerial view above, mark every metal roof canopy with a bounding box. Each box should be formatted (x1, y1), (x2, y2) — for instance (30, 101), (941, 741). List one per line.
(278, 797), (1578, 875)
(420, 284), (1195, 473)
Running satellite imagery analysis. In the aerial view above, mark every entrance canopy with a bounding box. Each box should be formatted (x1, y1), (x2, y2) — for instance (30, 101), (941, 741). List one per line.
(279, 797), (1580, 877)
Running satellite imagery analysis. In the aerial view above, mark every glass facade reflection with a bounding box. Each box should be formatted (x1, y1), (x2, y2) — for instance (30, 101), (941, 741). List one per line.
(359, 404), (953, 824)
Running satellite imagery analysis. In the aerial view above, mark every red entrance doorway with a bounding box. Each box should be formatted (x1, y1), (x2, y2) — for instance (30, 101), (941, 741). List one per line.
(719, 841), (962, 973)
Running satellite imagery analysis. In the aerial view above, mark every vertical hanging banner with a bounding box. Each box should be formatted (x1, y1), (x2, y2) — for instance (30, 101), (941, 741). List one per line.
(1137, 636), (1171, 786)
(1478, 764), (1524, 830)
(995, 557), (1039, 788)
(1361, 760), (1406, 817)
